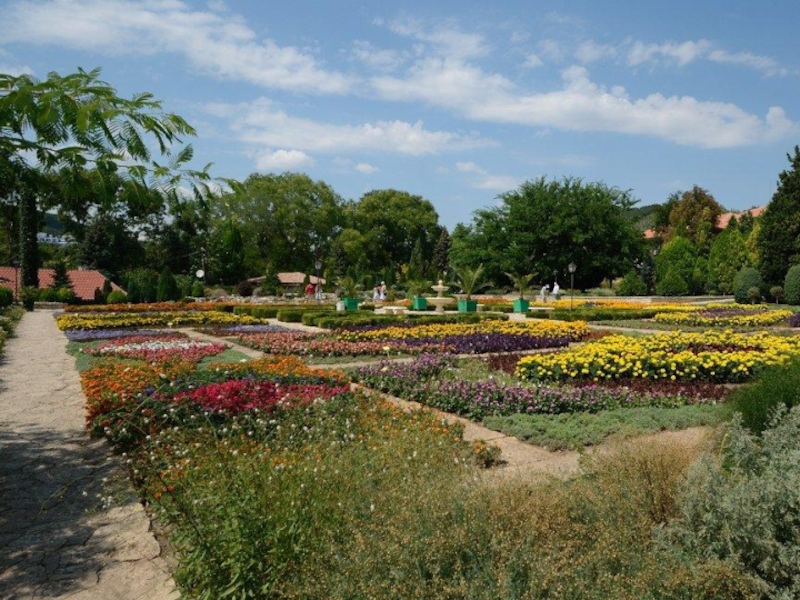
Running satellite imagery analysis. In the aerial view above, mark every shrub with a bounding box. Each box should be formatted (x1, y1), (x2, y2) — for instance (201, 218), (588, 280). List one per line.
(56, 287), (77, 304)
(156, 267), (181, 302)
(617, 270), (648, 296)
(191, 281), (205, 297)
(655, 266), (689, 296)
(106, 290), (128, 304)
(93, 287), (105, 304)
(726, 356), (800, 433)
(236, 279), (255, 297)
(668, 408), (800, 598)
(784, 264), (800, 305)
(791, 313), (800, 328)
(770, 285), (784, 304)
(733, 266), (762, 304)
(0, 286), (13, 308)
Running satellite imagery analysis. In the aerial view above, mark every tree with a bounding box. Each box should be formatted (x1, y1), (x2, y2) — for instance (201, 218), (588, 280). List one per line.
(733, 267), (763, 304)
(156, 266), (180, 302)
(617, 270), (648, 296)
(433, 227), (451, 275)
(1, 68), (211, 289)
(656, 265), (689, 296)
(450, 177), (645, 289)
(351, 189), (441, 274)
(216, 172), (344, 276)
(407, 238), (427, 281)
(78, 213), (143, 279)
(50, 259), (72, 291)
(757, 146), (800, 284)
(655, 237), (701, 295)
(706, 223), (750, 294)
(785, 265), (800, 305)
(665, 186), (724, 254)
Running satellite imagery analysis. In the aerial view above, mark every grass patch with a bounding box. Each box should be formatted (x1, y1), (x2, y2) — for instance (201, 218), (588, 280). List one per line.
(484, 404), (728, 450)
(197, 348), (251, 367)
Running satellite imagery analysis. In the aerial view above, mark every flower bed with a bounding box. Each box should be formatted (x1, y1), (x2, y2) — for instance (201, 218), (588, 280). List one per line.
(56, 310), (264, 330)
(653, 308), (792, 327)
(355, 355), (722, 421)
(65, 328), (181, 342)
(516, 330), (800, 384)
(338, 319), (588, 342)
(197, 323), (290, 336)
(83, 338), (229, 363)
(65, 301), (238, 313)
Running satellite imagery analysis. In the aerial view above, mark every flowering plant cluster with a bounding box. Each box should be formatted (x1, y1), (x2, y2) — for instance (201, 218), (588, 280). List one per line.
(237, 321), (578, 357)
(65, 301), (239, 313)
(653, 308), (792, 327)
(516, 330), (800, 384)
(339, 319), (588, 342)
(172, 379), (350, 413)
(197, 324), (289, 336)
(65, 328), (180, 342)
(84, 338), (228, 363)
(790, 313), (800, 328)
(57, 310), (263, 330)
(356, 355), (722, 421)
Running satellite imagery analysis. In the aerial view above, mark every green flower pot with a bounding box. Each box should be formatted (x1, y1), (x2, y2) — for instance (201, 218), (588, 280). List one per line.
(457, 299), (477, 313)
(513, 298), (530, 313)
(411, 296), (428, 310)
(343, 297), (359, 311)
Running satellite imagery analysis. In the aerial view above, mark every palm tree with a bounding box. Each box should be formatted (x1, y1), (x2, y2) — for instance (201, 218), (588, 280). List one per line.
(453, 264), (489, 300)
(505, 271), (537, 299)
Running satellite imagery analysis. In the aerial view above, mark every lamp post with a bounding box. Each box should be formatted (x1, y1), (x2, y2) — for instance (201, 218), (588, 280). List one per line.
(314, 259), (322, 303)
(568, 262), (577, 310)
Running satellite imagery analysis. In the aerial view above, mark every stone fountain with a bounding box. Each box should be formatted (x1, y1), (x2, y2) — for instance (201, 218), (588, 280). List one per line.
(425, 279), (455, 313)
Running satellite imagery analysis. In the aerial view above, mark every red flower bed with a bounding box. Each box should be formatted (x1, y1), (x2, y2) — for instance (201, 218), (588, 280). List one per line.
(173, 379), (350, 413)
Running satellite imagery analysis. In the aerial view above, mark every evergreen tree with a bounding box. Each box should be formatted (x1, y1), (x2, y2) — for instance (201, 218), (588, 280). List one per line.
(156, 266), (180, 301)
(407, 238), (427, 280)
(433, 227), (451, 275)
(757, 146), (800, 284)
(50, 259), (73, 291)
(707, 224), (749, 293)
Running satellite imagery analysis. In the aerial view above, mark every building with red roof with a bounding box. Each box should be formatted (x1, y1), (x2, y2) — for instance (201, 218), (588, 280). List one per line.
(0, 267), (121, 301)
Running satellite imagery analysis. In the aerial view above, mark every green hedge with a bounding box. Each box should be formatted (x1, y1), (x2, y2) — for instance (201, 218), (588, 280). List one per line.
(528, 308), (660, 322)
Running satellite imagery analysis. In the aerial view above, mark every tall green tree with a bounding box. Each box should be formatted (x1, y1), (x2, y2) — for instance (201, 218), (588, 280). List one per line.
(350, 189), (441, 274)
(757, 146), (800, 284)
(655, 236), (702, 295)
(433, 226), (451, 276)
(665, 186), (724, 254)
(707, 222), (750, 294)
(450, 177), (644, 289)
(1, 68), (211, 286)
(216, 173), (344, 275)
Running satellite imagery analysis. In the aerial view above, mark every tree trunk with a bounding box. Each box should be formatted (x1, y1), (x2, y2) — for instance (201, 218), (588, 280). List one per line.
(18, 190), (40, 289)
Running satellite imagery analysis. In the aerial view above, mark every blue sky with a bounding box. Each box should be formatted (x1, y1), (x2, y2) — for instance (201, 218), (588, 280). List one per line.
(1, 0), (798, 228)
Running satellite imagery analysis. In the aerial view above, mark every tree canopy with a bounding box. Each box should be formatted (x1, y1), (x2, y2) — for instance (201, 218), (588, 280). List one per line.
(665, 185), (723, 254)
(450, 177), (645, 289)
(757, 146), (800, 284)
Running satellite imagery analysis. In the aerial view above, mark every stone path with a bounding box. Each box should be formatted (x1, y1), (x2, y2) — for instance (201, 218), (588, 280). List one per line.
(0, 311), (177, 600)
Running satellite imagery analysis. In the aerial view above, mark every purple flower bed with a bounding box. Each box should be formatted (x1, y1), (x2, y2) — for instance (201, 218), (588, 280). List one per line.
(199, 324), (289, 335)
(65, 329), (181, 342)
(790, 313), (800, 328)
(356, 355), (719, 421)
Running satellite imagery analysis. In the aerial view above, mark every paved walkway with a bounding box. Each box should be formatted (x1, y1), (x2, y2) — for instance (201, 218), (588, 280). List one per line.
(0, 311), (177, 600)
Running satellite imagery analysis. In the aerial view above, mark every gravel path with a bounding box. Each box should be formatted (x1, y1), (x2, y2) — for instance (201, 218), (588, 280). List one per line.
(0, 311), (177, 600)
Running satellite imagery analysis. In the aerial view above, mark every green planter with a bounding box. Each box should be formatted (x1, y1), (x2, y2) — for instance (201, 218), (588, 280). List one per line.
(342, 297), (359, 311)
(411, 296), (428, 310)
(457, 299), (477, 313)
(513, 298), (530, 313)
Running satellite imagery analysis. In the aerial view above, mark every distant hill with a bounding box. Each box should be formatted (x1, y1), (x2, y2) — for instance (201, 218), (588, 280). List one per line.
(42, 212), (66, 236)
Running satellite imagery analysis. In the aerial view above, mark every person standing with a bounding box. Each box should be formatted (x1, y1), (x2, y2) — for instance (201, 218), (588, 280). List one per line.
(305, 281), (314, 301)
(379, 281), (387, 301)
(552, 281), (560, 301)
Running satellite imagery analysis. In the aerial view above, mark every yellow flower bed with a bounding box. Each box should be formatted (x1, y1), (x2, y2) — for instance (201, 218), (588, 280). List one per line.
(653, 310), (792, 328)
(56, 310), (263, 331)
(339, 319), (589, 342)
(516, 330), (800, 384)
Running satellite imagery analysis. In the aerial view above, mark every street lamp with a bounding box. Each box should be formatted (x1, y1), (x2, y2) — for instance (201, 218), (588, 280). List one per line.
(314, 259), (322, 303)
(568, 262), (577, 310)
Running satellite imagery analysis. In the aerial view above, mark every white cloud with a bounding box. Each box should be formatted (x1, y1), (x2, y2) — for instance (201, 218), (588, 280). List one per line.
(387, 18), (489, 59)
(372, 56), (797, 148)
(474, 174), (520, 191)
(454, 161), (518, 190)
(355, 162), (379, 174)
(575, 40), (618, 64)
(708, 49), (789, 77)
(255, 149), (315, 171)
(351, 40), (407, 71)
(627, 39), (712, 67)
(0, 0), (354, 93)
(0, 49), (33, 75)
(538, 39), (565, 62)
(208, 98), (490, 157)
(522, 53), (544, 69)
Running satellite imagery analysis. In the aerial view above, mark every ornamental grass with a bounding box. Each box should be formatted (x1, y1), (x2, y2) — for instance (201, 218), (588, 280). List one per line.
(516, 330), (800, 384)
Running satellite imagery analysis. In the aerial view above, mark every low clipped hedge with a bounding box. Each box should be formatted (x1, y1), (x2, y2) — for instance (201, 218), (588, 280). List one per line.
(528, 307), (661, 322)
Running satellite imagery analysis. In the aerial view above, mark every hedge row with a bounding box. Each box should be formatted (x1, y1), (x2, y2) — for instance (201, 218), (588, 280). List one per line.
(528, 308), (661, 322)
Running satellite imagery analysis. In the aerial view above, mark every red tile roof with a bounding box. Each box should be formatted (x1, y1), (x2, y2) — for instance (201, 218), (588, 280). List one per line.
(716, 206), (765, 230)
(0, 267), (121, 301)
